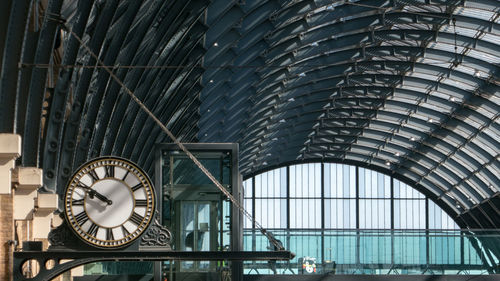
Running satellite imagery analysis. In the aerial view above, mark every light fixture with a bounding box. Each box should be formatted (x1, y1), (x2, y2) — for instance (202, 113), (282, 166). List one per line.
(298, 72), (306, 77)
(450, 96), (456, 102)
(207, 109), (210, 112)
(209, 79), (214, 83)
(428, 118), (434, 123)
(279, 119), (286, 123)
(266, 153), (272, 157)
(474, 70), (480, 77)
(213, 42), (218, 47)
(326, 4), (335, 10)
(262, 161), (268, 165)
(410, 137), (416, 141)
(385, 161), (391, 166)
(311, 42), (319, 47)
(395, 152), (400, 157)
(271, 137), (278, 141)
(288, 97), (295, 102)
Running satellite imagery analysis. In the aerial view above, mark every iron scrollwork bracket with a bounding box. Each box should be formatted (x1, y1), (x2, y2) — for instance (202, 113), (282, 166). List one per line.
(140, 211), (173, 249)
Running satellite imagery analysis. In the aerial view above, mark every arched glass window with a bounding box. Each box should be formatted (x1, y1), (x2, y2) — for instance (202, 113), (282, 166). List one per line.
(240, 163), (498, 275)
(243, 163), (459, 230)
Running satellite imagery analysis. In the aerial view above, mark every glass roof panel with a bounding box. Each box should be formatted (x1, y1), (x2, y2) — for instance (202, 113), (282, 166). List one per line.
(439, 25), (482, 39)
(481, 33), (500, 45)
(453, 7), (497, 21)
(467, 49), (500, 64)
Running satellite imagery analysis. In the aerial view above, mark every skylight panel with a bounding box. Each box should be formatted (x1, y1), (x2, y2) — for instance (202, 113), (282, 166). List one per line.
(402, 4), (445, 13)
(467, 49), (500, 64)
(440, 77), (476, 92)
(478, 33), (500, 45)
(453, 7), (496, 22)
(439, 25), (479, 38)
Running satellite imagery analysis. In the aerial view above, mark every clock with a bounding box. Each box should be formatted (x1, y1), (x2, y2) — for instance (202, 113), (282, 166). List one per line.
(64, 157), (155, 248)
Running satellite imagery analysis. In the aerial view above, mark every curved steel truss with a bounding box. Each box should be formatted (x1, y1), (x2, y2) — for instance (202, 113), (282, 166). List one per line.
(0, 0), (498, 229)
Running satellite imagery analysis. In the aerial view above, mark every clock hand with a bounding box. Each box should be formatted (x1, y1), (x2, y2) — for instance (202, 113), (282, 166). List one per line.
(89, 190), (113, 205)
(81, 186), (113, 205)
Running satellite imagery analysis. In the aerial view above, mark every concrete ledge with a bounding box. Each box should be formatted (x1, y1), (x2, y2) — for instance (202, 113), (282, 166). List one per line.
(0, 159), (16, 194)
(13, 189), (37, 220)
(13, 167), (43, 190)
(33, 193), (58, 239)
(36, 193), (58, 211)
(33, 212), (53, 239)
(0, 134), (21, 158)
(0, 134), (21, 195)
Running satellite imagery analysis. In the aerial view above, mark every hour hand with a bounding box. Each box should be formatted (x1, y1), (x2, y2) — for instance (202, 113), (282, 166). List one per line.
(88, 189), (113, 205)
(79, 184), (112, 205)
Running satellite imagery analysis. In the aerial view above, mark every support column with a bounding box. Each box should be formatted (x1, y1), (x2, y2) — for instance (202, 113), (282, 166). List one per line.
(0, 134), (21, 281)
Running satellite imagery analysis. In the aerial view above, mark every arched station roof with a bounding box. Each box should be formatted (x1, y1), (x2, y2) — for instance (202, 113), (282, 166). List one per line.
(0, 0), (498, 228)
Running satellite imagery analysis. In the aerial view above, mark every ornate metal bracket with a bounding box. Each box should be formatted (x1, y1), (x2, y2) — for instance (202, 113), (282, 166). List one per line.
(140, 211), (172, 249)
(48, 218), (89, 250)
(48, 211), (173, 251)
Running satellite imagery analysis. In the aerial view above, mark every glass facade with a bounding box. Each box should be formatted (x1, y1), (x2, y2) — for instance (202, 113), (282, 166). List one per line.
(156, 144), (240, 281)
(253, 167), (287, 229)
(241, 163), (500, 275)
(243, 163), (459, 232)
(324, 164), (356, 229)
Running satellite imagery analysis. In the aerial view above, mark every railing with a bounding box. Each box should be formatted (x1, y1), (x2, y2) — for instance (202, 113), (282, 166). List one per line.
(243, 229), (500, 275)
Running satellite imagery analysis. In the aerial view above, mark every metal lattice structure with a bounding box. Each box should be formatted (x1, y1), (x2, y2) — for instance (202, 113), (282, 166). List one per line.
(0, 0), (498, 229)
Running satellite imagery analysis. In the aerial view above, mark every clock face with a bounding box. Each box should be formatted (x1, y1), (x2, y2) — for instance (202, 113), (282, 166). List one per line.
(64, 157), (155, 248)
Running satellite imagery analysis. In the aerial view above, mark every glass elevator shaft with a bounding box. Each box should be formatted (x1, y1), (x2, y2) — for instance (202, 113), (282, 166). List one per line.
(156, 143), (242, 281)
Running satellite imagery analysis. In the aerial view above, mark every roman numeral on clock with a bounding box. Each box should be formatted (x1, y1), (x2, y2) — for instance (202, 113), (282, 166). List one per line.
(75, 212), (89, 225)
(122, 170), (129, 181)
(76, 181), (89, 190)
(88, 169), (99, 182)
(88, 223), (99, 237)
(105, 165), (114, 178)
(131, 183), (143, 192)
(121, 225), (130, 236)
(72, 198), (84, 206)
(106, 228), (114, 240)
(129, 212), (144, 225)
(135, 199), (148, 207)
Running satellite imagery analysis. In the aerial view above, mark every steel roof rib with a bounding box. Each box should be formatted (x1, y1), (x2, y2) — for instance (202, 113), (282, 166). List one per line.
(56, 0), (121, 194)
(86, 1), (167, 162)
(41, 0), (94, 194)
(113, 25), (205, 157)
(72, 0), (144, 169)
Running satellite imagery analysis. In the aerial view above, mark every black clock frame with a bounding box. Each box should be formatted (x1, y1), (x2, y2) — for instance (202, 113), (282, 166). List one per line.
(63, 156), (156, 250)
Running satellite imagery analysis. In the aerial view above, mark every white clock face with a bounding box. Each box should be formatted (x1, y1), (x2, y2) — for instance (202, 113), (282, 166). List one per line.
(64, 157), (155, 248)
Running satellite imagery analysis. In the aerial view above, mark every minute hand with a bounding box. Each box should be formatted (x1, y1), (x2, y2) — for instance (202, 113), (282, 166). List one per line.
(81, 186), (112, 205)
